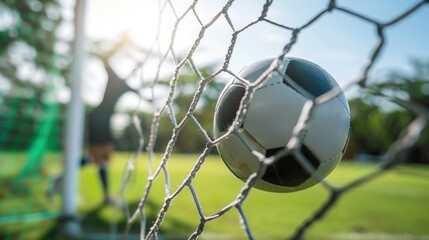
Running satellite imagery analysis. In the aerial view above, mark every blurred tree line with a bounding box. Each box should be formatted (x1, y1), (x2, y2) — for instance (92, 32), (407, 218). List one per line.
(116, 60), (429, 164)
(0, 0), (66, 151)
(115, 65), (225, 154)
(345, 60), (429, 164)
(0, 0), (68, 92)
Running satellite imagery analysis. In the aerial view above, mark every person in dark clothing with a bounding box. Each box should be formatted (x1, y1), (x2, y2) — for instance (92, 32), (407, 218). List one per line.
(49, 58), (138, 206)
(82, 60), (137, 205)
(49, 35), (139, 205)
(89, 63), (136, 145)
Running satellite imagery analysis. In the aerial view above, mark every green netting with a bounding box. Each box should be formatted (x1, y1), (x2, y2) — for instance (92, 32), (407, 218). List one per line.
(0, 79), (61, 239)
(18, 90), (60, 179)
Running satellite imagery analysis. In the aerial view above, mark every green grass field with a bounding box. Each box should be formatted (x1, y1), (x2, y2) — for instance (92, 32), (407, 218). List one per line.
(1, 152), (429, 239)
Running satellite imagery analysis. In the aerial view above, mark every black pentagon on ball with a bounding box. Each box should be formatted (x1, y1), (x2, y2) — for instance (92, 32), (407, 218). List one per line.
(215, 84), (246, 132)
(263, 145), (320, 187)
(284, 59), (333, 99)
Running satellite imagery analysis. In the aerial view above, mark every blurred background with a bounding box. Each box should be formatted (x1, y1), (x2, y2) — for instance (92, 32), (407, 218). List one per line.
(0, 0), (428, 239)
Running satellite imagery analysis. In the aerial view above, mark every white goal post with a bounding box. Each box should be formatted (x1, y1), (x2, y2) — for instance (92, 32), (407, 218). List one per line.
(62, 0), (86, 236)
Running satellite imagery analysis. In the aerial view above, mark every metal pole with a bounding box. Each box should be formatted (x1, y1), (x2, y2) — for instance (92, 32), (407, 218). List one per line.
(62, 0), (86, 236)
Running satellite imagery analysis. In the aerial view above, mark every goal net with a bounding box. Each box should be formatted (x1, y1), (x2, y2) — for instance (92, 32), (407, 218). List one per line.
(114, 0), (429, 239)
(0, 1), (64, 237)
(0, 63), (61, 239)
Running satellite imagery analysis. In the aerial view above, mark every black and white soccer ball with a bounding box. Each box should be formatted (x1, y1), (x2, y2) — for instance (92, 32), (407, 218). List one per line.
(213, 57), (350, 193)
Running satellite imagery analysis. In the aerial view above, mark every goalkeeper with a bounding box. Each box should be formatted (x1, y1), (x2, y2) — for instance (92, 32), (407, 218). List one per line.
(50, 35), (138, 206)
(82, 57), (137, 205)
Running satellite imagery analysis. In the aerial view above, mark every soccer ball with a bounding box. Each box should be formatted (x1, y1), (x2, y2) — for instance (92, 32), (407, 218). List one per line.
(213, 57), (350, 193)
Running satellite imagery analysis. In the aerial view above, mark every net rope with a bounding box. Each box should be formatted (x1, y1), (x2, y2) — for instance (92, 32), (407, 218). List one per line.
(118, 1), (429, 239)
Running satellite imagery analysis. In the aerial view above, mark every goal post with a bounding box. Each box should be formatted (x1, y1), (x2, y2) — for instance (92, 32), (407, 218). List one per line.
(61, 0), (86, 236)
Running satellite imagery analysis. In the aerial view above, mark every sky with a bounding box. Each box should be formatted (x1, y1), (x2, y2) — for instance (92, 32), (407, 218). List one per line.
(66, 0), (429, 125)
(81, 0), (429, 83)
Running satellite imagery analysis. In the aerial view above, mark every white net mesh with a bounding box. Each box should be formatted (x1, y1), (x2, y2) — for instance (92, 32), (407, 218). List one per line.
(116, 1), (429, 239)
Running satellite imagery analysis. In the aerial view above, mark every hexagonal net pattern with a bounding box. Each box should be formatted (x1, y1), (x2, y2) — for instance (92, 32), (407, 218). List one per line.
(118, 1), (429, 239)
